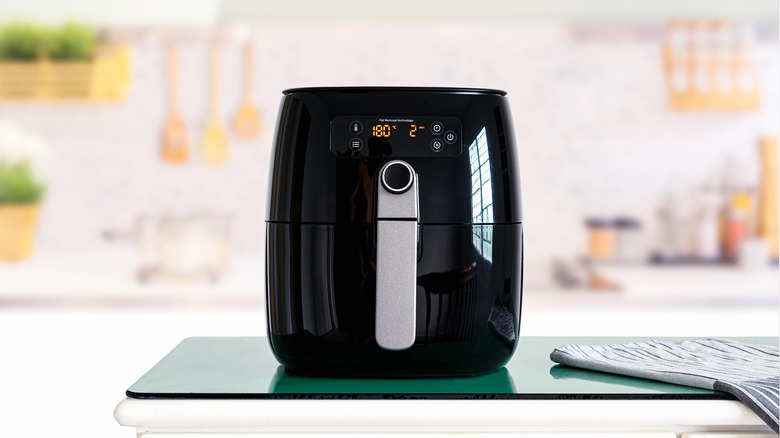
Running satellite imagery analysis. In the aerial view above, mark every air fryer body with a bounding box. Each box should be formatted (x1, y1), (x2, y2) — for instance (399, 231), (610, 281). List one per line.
(266, 87), (523, 377)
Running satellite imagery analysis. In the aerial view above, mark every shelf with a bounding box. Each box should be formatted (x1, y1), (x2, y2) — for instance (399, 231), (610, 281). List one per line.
(0, 44), (132, 102)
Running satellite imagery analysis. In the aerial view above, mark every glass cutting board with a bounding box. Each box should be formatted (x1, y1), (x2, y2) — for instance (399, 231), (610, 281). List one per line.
(126, 336), (776, 399)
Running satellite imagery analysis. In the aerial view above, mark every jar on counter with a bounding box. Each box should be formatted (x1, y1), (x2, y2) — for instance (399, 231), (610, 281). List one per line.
(586, 218), (615, 260)
(613, 217), (643, 262)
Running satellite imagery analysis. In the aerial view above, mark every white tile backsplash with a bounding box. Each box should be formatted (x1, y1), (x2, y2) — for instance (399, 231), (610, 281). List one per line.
(0, 22), (776, 263)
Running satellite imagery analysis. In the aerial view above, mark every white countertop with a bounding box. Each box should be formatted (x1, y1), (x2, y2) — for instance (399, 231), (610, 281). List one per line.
(0, 251), (263, 308)
(0, 251), (775, 310)
(115, 398), (770, 435)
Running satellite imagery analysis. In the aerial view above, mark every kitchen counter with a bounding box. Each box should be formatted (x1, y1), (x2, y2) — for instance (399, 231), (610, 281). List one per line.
(0, 252), (775, 309)
(0, 251), (776, 336)
(0, 251), (264, 308)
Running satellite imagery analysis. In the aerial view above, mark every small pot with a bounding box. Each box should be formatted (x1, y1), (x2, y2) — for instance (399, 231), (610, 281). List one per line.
(104, 212), (232, 283)
(0, 203), (40, 261)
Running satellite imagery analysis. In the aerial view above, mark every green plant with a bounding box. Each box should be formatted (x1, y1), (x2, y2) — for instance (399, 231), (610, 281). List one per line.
(0, 21), (97, 61)
(0, 162), (46, 204)
(47, 22), (96, 61)
(0, 22), (45, 61)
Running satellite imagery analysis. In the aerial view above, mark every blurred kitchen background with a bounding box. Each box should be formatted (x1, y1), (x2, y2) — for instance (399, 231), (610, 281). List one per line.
(0, 1), (777, 436)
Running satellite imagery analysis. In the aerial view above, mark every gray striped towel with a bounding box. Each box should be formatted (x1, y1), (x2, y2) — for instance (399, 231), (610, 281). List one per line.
(550, 338), (779, 433)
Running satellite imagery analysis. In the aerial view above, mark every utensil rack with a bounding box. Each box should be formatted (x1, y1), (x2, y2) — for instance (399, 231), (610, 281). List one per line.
(663, 19), (762, 111)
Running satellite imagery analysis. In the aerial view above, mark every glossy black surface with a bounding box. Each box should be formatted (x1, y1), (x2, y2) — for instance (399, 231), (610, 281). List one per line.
(267, 87), (522, 224)
(268, 365), (518, 394)
(266, 87), (523, 376)
(267, 223), (522, 376)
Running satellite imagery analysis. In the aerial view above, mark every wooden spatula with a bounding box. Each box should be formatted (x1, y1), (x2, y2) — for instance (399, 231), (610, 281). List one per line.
(161, 44), (189, 164)
(233, 41), (262, 140)
(201, 45), (229, 166)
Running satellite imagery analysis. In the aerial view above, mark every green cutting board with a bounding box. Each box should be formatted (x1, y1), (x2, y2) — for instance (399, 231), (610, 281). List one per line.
(126, 336), (776, 399)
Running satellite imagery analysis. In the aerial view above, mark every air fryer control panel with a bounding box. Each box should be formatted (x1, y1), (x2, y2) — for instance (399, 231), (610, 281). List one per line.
(330, 116), (462, 158)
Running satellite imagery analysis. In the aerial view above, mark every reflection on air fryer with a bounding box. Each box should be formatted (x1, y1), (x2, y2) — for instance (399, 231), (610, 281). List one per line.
(268, 366), (517, 395)
(470, 126), (495, 261)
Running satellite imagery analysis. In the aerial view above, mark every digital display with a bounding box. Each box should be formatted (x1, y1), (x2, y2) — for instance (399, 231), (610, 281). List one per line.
(331, 116), (462, 158)
(371, 123), (424, 138)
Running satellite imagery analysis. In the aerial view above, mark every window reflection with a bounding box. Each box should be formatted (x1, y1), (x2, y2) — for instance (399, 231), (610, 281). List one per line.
(469, 127), (493, 262)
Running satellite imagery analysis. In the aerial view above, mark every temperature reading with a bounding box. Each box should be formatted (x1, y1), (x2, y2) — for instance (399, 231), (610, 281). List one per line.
(372, 124), (393, 138)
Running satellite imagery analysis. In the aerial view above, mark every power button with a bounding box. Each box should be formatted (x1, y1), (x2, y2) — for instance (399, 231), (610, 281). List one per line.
(443, 130), (457, 144)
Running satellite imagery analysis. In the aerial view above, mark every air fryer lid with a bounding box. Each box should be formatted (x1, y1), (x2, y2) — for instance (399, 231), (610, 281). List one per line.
(266, 87), (522, 225)
(282, 86), (507, 95)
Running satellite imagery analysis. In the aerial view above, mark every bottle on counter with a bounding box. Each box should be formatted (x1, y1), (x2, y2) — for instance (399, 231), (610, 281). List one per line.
(693, 182), (722, 261)
(734, 136), (777, 270)
(717, 157), (754, 262)
(757, 135), (779, 260)
(725, 186), (753, 261)
(613, 217), (643, 262)
(737, 189), (769, 271)
(656, 193), (684, 261)
(738, 237), (769, 270)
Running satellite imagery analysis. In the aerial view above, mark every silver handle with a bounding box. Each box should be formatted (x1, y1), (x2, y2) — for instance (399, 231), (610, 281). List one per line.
(375, 160), (419, 351)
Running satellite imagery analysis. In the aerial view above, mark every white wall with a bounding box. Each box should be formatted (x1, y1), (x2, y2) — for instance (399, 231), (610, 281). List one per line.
(1, 0), (777, 24)
(0, 0), (222, 25)
(0, 23), (777, 271)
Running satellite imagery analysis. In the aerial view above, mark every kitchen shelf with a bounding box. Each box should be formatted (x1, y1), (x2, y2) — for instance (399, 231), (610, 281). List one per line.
(0, 44), (132, 102)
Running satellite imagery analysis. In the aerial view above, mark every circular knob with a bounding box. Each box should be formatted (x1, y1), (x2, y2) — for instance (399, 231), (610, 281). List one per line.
(381, 161), (414, 194)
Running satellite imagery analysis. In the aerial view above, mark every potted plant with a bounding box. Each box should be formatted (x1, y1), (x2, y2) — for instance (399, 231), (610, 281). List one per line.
(0, 21), (131, 101)
(0, 122), (47, 260)
(0, 22), (45, 97)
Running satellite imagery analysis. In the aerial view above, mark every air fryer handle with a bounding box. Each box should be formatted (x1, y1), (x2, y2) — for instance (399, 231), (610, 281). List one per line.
(375, 160), (419, 351)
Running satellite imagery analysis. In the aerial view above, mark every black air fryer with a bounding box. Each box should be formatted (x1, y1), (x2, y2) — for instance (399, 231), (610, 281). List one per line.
(266, 87), (523, 377)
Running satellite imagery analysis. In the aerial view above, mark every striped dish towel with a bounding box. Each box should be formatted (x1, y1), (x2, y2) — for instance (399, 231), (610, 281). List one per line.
(550, 338), (779, 433)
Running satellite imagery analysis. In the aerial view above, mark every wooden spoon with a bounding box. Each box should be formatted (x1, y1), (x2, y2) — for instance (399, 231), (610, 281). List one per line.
(201, 45), (229, 166)
(233, 41), (262, 140)
(161, 44), (189, 164)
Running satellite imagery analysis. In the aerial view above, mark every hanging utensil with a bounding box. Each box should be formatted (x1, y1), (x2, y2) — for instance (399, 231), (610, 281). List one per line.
(233, 41), (262, 140)
(201, 44), (229, 166)
(161, 44), (189, 163)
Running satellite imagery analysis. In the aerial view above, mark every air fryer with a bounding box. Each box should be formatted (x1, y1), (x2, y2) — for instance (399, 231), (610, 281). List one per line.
(266, 87), (523, 377)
